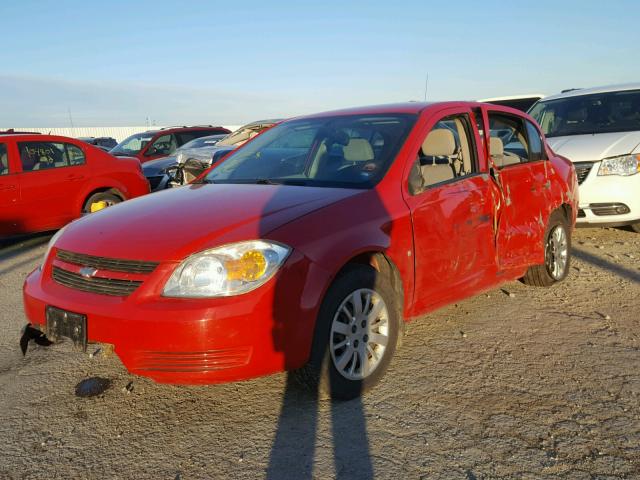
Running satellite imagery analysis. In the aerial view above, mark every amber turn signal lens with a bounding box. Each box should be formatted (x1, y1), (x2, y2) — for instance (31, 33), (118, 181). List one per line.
(226, 250), (268, 281)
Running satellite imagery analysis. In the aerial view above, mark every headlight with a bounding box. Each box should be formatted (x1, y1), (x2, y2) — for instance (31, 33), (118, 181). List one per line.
(163, 240), (291, 298)
(42, 226), (67, 268)
(598, 154), (640, 176)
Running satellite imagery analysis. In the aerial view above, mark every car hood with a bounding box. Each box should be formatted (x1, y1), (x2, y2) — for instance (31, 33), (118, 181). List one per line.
(142, 156), (177, 175)
(56, 183), (363, 262)
(546, 131), (640, 163)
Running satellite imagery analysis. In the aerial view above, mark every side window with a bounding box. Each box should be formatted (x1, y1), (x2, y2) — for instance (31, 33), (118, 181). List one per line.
(148, 134), (177, 156)
(525, 120), (545, 162)
(18, 142), (77, 171)
(0, 144), (8, 175)
(408, 113), (477, 194)
(488, 114), (529, 167)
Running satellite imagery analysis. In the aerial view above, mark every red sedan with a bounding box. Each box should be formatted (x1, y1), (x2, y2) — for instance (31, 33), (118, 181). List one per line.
(23, 102), (578, 399)
(1, 134), (149, 237)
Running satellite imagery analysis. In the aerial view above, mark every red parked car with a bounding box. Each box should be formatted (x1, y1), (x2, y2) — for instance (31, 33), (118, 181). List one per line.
(1, 134), (149, 237)
(110, 126), (231, 163)
(23, 102), (578, 399)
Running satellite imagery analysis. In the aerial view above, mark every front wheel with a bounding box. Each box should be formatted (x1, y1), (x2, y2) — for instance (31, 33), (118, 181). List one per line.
(293, 264), (400, 400)
(521, 210), (571, 287)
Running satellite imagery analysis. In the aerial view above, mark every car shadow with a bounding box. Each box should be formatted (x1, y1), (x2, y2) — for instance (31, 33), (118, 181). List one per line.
(0, 230), (53, 263)
(263, 183), (388, 479)
(573, 247), (640, 284)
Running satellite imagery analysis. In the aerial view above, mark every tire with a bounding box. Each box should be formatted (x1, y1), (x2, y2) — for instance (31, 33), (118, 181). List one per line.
(630, 222), (640, 233)
(521, 210), (571, 287)
(293, 264), (400, 400)
(82, 192), (121, 214)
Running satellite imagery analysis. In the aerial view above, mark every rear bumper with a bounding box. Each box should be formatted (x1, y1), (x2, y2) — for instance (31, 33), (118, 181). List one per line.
(576, 165), (640, 226)
(22, 252), (329, 384)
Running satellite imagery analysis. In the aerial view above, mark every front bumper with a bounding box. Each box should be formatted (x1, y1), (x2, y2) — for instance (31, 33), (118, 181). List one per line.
(23, 252), (329, 384)
(575, 162), (640, 227)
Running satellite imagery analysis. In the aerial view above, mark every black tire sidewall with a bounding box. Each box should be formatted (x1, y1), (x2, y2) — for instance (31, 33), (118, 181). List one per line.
(308, 264), (400, 400)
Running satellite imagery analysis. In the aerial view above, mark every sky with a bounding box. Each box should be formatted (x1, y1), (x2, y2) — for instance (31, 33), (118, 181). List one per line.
(0, 0), (639, 127)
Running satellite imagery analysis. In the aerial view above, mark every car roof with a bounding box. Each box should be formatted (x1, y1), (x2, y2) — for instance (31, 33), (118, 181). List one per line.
(157, 125), (228, 133)
(479, 94), (546, 102)
(541, 82), (640, 102)
(290, 101), (528, 121)
(0, 134), (82, 142)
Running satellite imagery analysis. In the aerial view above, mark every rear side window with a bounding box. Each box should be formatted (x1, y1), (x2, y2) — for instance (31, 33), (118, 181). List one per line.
(18, 142), (86, 171)
(0, 144), (8, 175)
(488, 114), (529, 167)
(525, 120), (545, 162)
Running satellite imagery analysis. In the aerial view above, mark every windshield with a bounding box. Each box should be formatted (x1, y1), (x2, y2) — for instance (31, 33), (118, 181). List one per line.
(111, 132), (156, 155)
(205, 114), (416, 189)
(529, 89), (640, 138)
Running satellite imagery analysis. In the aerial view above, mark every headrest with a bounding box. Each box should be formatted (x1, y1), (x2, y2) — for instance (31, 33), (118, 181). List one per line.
(343, 138), (374, 162)
(490, 137), (504, 156)
(421, 129), (456, 157)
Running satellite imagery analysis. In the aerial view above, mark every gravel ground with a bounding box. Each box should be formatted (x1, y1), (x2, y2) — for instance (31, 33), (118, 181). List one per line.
(0, 227), (639, 479)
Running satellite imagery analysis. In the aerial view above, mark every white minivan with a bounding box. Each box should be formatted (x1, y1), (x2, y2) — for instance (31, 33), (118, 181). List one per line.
(529, 84), (640, 232)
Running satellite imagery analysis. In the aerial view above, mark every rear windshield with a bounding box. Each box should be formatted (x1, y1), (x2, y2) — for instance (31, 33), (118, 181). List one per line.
(529, 89), (640, 138)
(205, 114), (417, 189)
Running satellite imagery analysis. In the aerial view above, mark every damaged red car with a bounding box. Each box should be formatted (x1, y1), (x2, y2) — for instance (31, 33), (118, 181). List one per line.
(22, 102), (578, 399)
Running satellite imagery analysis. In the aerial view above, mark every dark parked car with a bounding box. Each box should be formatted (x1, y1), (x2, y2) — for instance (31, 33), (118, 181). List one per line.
(110, 125), (231, 163)
(142, 134), (227, 190)
(78, 137), (118, 151)
(143, 120), (280, 191)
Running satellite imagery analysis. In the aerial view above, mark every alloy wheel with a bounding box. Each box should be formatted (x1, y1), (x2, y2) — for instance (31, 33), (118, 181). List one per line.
(329, 288), (389, 381)
(546, 225), (568, 280)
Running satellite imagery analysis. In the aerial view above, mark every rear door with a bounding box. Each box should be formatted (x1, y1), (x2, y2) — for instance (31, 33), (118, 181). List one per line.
(16, 140), (89, 231)
(487, 111), (550, 269)
(0, 141), (21, 235)
(403, 107), (496, 312)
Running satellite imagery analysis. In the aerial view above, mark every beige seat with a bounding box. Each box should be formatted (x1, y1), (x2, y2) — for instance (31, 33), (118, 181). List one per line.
(490, 137), (520, 167)
(0, 151), (7, 175)
(420, 129), (455, 185)
(343, 138), (374, 162)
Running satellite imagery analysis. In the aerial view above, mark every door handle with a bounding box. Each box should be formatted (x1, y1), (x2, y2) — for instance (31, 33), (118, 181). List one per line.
(543, 180), (551, 190)
(0, 184), (16, 191)
(67, 174), (85, 181)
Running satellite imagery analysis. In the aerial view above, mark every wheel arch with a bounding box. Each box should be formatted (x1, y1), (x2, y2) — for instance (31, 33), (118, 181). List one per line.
(335, 251), (405, 321)
(80, 187), (126, 213)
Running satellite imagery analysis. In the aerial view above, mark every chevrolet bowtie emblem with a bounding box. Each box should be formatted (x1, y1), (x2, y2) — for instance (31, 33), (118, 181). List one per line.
(79, 267), (98, 278)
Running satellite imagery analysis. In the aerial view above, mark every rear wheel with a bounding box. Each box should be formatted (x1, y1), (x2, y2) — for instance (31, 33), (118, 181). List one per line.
(293, 264), (400, 400)
(82, 192), (121, 214)
(521, 210), (571, 287)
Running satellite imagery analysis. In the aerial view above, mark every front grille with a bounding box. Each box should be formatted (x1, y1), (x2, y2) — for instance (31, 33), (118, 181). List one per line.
(574, 162), (594, 185)
(57, 249), (158, 274)
(52, 266), (142, 296)
(147, 175), (164, 190)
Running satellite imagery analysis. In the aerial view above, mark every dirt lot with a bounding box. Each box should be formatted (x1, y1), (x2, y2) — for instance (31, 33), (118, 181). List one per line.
(0, 227), (639, 479)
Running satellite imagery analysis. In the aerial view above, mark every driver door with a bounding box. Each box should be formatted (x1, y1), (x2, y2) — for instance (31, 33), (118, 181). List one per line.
(404, 107), (496, 313)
